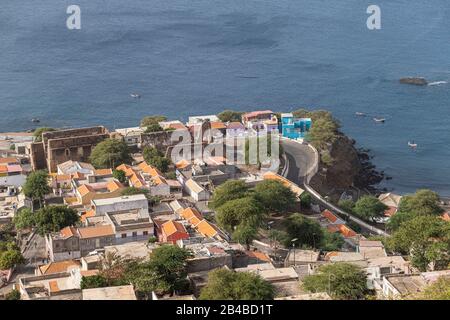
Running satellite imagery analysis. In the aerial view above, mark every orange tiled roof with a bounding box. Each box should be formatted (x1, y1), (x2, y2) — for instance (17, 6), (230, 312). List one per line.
(322, 210), (339, 223)
(211, 121), (227, 130)
(162, 220), (188, 236)
(129, 173), (145, 188)
(138, 162), (163, 177)
(95, 168), (113, 176)
(107, 180), (123, 192)
(196, 220), (218, 238)
(0, 157), (19, 164)
(81, 209), (96, 222)
(175, 159), (190, 169)
(246, 250), (271, 262)
(116, 164), (135, 177)
(38, 260), (81, 275)
(54, 174), (72, 182)
(180, 207), (203, 226)
(77, 225), (114, 239)
(0, 165), (7, 173)
(78, 184), (93, 197)
(339, 224), (357, 238)
(59, 226), (77, 238)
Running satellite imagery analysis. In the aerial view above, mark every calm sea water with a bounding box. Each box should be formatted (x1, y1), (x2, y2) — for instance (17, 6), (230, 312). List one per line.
(1, 0), (450, 195)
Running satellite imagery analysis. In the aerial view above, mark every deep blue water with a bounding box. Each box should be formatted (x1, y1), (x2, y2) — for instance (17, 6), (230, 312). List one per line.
(1, 1), (450, 195)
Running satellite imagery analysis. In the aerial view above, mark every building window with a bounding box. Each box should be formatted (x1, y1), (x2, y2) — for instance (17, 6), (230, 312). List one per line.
(121, 233), (127, 238)
(132, 232), (137, 237)
(143, 231), (148, 236)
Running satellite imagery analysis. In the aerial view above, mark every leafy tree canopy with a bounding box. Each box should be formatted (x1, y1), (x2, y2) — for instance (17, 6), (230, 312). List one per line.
(199, 268), (274, 300)
(113, 169), (127, 184)
(23, 170), (51, 204)
(215, 196), (266, 232)
(302, 263), (368, 300)
(34, 205), (80, 236)
(353, 195), (388, 222)
(387, 215), (450, 271)
(217, 110), (244, 123)
(89, 139), (132, 169)
(208, 180), (249, 210)
(254, 180), (296, 213)
(33, 127), (55, 142)
(140, 115), (167, 127)
(283, 213), (323, 248)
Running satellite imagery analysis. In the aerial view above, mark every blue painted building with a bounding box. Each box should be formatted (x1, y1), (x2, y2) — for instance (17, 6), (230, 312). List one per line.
(280, 113), (312, 139)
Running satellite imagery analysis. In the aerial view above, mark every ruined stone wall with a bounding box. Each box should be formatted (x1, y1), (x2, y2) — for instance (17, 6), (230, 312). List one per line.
(30, 142), (46, 170)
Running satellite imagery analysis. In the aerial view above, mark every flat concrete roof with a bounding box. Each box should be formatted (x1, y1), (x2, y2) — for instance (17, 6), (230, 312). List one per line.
(82, 285), (137, 300)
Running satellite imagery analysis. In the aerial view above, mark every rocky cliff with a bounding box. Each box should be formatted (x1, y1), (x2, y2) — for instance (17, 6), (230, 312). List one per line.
(309, 135), (384, 200)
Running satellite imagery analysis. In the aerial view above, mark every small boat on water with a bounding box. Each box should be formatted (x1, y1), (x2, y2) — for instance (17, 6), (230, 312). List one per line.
(408, 141), (418, 148)
(130, 93), (141, 99)
(355, 112), (366, 116)
(31, 118), (40, 123)
(373, 117), (385, 123)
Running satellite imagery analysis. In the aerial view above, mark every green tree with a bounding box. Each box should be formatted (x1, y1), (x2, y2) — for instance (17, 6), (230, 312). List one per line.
(148, 156), (170, 173)
(254, 180), (296, 213)
(302, 263), (368, 300)
(387, 215), (450, 271)
(398, 189), (443, 216)
(121, 187), (148, 196)
(199, 268), (274, 300)
(143, 146), (171, 172)
(145, 123), (164, 133)
(135, 245), (192, 297)
(208, 180), (249, 210)
(33, 127), (55, 142)
(411, 276), (450, 300)
(23, 170), (51, 208)
(283, 213), (323, 248)
(141, 115), (167, 127)
(300, 192), (312, 209)
(5, 289), (21, 300)
(80, 275), (109, 289)
(113, 169), (127, 184)
(320, 230), (345, 251)
(338, 199), (355, 214)
(353, 195), (388, 222)
(13, 208), (35, 231)
(232, 223), (258, 250)
(0, 243), (25, 269)
(217, 110), (243, 123)
(215, 197), (265, 232)
(34, 205), (80, 236)
(89, 139), (132, 169)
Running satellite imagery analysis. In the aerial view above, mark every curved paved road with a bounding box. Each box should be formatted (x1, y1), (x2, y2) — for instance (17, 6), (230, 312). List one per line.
(281, 139), (388, 237)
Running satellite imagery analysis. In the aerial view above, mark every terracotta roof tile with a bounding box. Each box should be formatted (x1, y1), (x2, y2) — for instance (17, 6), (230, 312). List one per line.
(77, 225), (114, 239)
(162, 220), (188, 237)
(38, 260), (81, 275)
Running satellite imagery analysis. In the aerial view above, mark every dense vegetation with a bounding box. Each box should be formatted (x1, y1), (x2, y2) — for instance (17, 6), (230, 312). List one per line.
(14, 205), (80, 236)
(386, 215), (449, 271)
(217, 110), (244, 123)
(143, 146), (171, 172)
(23, 170), (51, 208)
(33, 127), (55, 142)
(302, 263), (369, 300)
(199, 268), (274, 300)
(80, 246), (192, 299)
(140, 115), (167, 128)
(210, 179), (297, 248)
(89, 138), (132, 168)
(387, 189), (443, 231)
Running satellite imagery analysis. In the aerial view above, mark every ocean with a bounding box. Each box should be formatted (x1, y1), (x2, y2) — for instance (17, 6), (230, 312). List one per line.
(1, 0), (450, 195)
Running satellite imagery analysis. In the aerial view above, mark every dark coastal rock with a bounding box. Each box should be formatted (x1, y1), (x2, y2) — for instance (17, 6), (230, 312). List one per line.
(399, 77), (428, 86)
(309, 135), (385, 199)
